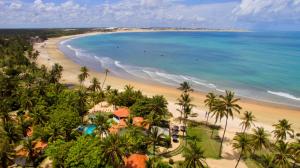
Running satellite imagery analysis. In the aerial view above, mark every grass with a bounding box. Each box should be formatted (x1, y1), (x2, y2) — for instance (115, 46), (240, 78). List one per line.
(186, 124), (221, 159)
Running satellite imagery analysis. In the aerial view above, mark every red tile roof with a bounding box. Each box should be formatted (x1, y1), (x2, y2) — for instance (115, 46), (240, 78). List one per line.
(125, 154), (148, 168)
(114, 108), (130, 118)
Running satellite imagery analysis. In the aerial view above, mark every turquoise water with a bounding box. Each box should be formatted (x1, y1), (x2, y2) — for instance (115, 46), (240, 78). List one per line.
(84, 124), (97, 135)
(60, 31), (300, 107)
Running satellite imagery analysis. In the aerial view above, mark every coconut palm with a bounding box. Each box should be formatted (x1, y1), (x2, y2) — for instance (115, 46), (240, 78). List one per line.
(92, 114), (109, 139)
(178, 81), (193, 93)
(2, 121), (21, 144)
(204, 92), (216, 125)
(251, 127), (270, 153)
(272, 119), (294, 142)
(210, 99), (226, 138)
(218, 90), (242, 157)
(0, 137), (14, 168)
(183, 142), (207, 168)
(100, 134), (130, 167)
(240, 111), (256, 133)
(89, 77), (101, 92)
(272, 141), (293, 168)
(232, 133), (252, 168)
(289, 139), (300, 168)
(182, 103), (193, 140)
(176, 93), (192, 123)
(106, 89), (119, 109)
(49, 63), (63, 83)
(0, 101), (11, 125)
(149, 127), (164, 157)
(102, 68), (110, 89)
(23, 137), (35, 166)
(78, 66), (89, 85)
(147, 95), (168, 121)
(260, 153), (275, 168)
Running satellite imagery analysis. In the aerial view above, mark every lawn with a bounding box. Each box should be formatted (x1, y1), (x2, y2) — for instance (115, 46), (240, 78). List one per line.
(187, 124), (221, 159)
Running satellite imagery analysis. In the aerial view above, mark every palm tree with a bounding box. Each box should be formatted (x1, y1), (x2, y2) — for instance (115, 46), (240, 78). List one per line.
(17, 110), (30, 137)
(92, 114), (109, 139)
(272, 141), (293, 168)
(2, 121), (21, 144)
(176, 92), (192, 123)
(23, 137), (35, 166)
(0, 137), (14, 168)
(149, 127), (164, 157)
(102, 68), (110, 89)
(204, 92), (216, 125)
(218, 90), (242, 157)
(183, 142), (207, 168)
(260, 153), (275, 168)
(251, 127), (270, 153)
(0, 101), (11, 125)
(49, 63), (63, 83)
(240, 111), (256, 133)
(232, 133), (252, 168)
(146, 95), (168, 126)
(210, 99), (226, 138)
(272, 119), (294, 141)
(182, 103), (193, 140)
(100, 134), (130, 167)
(289, 139), (300, 168)
(106, 89), (119, 109)
(178, 81), (193, 93)
(78, 66), (89, 85)
(89, 77), (101, 92)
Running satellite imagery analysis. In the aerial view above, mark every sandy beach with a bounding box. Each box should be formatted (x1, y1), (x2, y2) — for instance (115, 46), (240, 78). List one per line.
(35, 30), (300, 133)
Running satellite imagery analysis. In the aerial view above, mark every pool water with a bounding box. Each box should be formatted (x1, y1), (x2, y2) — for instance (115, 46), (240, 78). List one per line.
(84, 124), (97, 135)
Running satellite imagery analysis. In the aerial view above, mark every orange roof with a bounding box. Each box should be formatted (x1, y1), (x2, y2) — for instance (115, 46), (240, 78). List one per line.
(34, 141), (48, 150)
(125, 154), (148, 168)
(114, 108), (130, 118)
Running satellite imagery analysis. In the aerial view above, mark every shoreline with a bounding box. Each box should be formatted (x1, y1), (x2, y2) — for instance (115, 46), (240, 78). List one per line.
(34, 29), (300, 132)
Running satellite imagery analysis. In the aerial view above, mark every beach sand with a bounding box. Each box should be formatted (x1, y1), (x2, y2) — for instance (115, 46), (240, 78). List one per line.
(34, 30), (300, 168)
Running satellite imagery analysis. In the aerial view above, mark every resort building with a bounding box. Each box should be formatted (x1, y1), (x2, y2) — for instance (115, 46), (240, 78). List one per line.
(113, 108), (130, 123)
(125, 154), (148, 168)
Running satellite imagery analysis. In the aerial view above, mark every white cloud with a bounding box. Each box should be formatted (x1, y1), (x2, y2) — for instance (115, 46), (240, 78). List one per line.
(9, 1), (22, 10)
(233, 0), (300, 22)
(0, 0), (299, 30)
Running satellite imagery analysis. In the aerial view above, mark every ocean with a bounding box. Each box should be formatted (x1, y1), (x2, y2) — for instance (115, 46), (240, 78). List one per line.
(59, 31), (300, 107)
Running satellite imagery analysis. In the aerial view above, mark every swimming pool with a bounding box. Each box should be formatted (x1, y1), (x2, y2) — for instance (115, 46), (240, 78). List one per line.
(84, 124), (97, 135)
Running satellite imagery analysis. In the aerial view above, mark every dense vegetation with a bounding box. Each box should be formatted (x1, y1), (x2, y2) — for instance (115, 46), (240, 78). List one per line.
(0, 29), (299, 168)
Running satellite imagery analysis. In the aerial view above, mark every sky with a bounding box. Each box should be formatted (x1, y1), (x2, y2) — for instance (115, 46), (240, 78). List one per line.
(0, 0), (300, 30)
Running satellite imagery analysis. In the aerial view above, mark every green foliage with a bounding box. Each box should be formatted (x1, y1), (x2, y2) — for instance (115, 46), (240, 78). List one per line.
(183, 142), (207, 168)
(46, 139), (74, 168)
(48, 106), (81, 141)
(65, 136), (102, 168)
